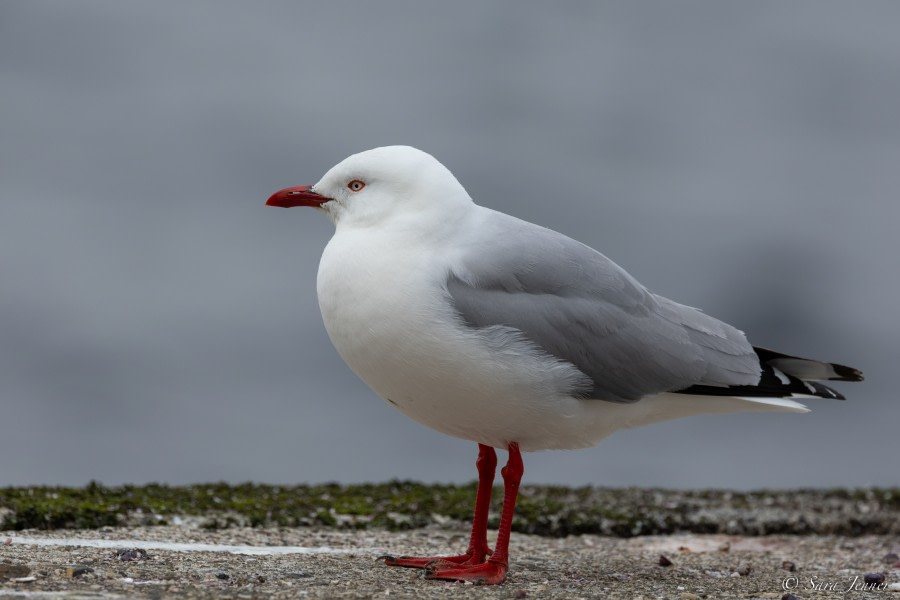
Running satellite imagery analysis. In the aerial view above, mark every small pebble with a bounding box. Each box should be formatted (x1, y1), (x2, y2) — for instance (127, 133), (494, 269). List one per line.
(514, 591), (527, 599)
(659, 554), (673, 567)
(65, 566), (93, 578)
(3, 538), (11, 546)
(287, 572), (313, 578)
(864, 572), (885, 585)
(718, 542), (730, 553)
(782, 594), (799, 600)
(216, 572), (229, 580)
(678, 546), (692, 553)
(116, 548), (149, 561)
(782, 560), (796, 572)
(883, 552), (899, 564)
(737, 565), (752, 576)
(0, 564), (31, 578)
(680, 593), (701, 600)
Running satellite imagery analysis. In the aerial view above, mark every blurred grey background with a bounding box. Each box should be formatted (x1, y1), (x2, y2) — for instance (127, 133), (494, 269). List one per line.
(1, 2), (897, 489)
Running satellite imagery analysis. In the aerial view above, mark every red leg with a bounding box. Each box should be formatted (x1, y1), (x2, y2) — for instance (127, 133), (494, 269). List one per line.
(425, 442), (523, 584)
(465, 443), (498, 562)
(382, 444), (497, 569)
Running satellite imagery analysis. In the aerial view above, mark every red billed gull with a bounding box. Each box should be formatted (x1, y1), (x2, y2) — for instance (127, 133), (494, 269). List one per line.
(266, 145), (862, 584)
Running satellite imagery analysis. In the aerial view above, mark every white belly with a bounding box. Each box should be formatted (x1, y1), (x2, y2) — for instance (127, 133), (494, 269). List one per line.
(315, 229), (607, 450)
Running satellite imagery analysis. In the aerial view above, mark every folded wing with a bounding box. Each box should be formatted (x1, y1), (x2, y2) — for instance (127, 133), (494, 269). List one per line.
(447, 210), (861, 403)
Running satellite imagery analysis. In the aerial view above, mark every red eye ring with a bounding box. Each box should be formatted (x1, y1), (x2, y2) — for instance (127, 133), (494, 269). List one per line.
(347, 179), (366, 192)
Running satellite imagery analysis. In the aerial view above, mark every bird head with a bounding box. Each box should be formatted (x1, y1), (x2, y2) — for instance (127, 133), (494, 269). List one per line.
(266, 145), (473, 228)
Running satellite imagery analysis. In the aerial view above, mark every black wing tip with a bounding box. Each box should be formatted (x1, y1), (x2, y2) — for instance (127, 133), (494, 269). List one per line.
(808, 381), (846, 400)
(676, 381), (846, 401)
(830, 363), (864, 382)
(752, 345), (863, 382)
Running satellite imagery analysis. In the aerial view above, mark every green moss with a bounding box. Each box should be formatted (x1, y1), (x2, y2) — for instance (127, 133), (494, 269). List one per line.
(314, 510), (337, 527)
(1, 482), (897, 537)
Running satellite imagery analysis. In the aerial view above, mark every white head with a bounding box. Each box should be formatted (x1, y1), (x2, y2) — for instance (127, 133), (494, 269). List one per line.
(266, 146), (474, 228)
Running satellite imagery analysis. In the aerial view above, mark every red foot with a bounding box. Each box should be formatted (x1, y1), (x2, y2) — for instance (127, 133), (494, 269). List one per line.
(424, 558), (508, 584)
(380, 545), (491, 570)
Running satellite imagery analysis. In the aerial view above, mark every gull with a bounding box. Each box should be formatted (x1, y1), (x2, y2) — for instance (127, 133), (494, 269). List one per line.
(266, 145), (862, 584)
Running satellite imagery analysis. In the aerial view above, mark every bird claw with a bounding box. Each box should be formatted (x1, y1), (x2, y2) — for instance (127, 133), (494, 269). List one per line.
(381, 546), (491, 570)
(382, 553), (470, 569)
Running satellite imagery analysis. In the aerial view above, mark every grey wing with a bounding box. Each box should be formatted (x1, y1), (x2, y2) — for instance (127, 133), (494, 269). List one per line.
(447, 211), (761, 403)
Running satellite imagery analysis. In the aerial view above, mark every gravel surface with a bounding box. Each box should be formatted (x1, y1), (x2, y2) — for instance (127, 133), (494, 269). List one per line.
(1, 526), (897, 599)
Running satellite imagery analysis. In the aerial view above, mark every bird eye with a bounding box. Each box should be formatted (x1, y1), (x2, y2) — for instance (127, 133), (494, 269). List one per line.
(347, 179), (366, 192)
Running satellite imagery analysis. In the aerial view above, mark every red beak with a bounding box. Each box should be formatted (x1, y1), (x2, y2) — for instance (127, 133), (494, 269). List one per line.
(266, 185), (331, 208)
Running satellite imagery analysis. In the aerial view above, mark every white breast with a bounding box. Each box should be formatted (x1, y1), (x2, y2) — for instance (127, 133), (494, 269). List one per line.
(314, 225), (602, 450)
